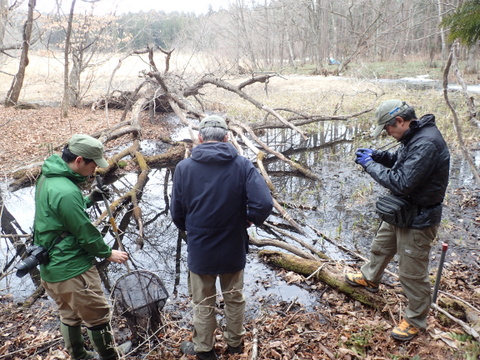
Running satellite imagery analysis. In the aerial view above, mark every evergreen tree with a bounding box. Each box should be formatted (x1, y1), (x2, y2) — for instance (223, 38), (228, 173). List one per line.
(441, 0), (480, 46)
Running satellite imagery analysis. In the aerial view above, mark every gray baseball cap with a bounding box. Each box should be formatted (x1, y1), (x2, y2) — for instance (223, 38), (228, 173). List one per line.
(68, 134), (109, 168)
(199, 115), (228, 130)
(372, 100), (410, 137)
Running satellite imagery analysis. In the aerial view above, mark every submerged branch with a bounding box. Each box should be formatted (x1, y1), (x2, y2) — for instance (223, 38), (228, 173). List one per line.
(230, 119), (320, 181)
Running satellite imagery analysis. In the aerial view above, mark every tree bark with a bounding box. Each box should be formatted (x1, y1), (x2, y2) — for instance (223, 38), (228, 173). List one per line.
(0, 0), (7, 47)
(465, 42), (478, 74)
(4, 0), (35, 107)
(61, 0), (76, 118)
(436, 0), (447, 63)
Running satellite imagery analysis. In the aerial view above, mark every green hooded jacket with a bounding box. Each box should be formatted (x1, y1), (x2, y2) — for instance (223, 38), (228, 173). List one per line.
(34, 154), (112, 283)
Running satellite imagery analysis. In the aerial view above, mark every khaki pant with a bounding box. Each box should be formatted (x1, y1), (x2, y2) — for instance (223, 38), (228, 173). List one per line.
(42, 266), (111, 328)
(189, 270), (246, 353)
(361, 221), (438, 329)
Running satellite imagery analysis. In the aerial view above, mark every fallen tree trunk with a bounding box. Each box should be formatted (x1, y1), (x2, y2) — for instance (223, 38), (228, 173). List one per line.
(258, 249), (386, 309)
(7, 142), (186, 192)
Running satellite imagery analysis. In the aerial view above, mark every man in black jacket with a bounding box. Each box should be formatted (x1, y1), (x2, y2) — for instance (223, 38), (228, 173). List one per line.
(170, 115), (273, 360)
(345, 100), (450, 341)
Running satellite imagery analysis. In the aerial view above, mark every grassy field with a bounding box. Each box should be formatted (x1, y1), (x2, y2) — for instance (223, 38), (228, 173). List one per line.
(1, 50), (479, 149)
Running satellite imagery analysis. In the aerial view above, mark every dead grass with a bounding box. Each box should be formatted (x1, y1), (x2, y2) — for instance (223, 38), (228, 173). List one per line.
(1, 50), (480, 176)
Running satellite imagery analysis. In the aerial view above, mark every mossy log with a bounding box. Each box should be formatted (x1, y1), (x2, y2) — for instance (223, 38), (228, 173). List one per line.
(8, 143), (186, 192)
(258, 249), (391, 310)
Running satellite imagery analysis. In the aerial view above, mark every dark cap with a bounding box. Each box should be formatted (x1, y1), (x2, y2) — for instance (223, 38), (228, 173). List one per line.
(68, 134), (109, 168)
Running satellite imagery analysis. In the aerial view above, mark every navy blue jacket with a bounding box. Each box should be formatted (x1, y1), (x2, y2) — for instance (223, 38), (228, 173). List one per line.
(170, 141), (273, 274)
(365, 114), (450, 228)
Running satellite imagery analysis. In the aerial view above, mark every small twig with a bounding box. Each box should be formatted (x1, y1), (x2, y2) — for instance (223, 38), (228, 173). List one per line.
(0, 118), (16, 128)
(306, 263), (327, 280)
(285, 308), (303, 326)
(377, 140), (400, 151)
(0, 338), (62, 359)
(285, 296), (298, 313)
(431, 303), (480, 342)
(318, 342), (336, 360)
(0, 234), (31, 238)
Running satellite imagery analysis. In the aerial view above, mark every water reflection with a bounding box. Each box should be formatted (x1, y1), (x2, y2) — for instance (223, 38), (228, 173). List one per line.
(1, 120), (476, 315)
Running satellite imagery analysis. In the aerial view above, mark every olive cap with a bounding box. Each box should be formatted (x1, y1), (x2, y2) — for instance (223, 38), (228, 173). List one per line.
(68, 134), (109, 168)
(372, 100), (410, 137)
(199, 115), (228, 130)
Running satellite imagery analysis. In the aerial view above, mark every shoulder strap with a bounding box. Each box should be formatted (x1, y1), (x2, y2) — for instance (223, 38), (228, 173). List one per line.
(46, 231), (69, 252)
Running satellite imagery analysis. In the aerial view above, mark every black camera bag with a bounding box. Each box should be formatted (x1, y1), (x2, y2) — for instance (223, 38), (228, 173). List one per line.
(375, 194), (415, 228)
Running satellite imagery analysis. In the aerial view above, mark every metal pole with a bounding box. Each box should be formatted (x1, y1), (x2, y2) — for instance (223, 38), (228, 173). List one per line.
(432, 243), (448, 304)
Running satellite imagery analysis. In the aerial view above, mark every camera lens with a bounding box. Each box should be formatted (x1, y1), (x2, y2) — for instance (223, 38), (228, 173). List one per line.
(15, 256), (40, 278)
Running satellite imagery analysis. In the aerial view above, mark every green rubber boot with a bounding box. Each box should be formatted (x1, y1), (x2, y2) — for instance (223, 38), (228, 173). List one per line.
(60, 322), (96, 360)
(87, 323), (131, 360)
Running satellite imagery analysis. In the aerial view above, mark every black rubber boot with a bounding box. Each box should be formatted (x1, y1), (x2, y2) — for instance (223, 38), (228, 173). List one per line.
(60, 322), (96, 360)
(87, 323), (131, 360)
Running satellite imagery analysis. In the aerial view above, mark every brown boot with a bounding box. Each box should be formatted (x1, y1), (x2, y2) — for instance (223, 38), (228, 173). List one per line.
(390, 319), (419, 341)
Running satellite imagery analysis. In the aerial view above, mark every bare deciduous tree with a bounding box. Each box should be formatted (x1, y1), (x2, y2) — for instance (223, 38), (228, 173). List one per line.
(4, 0), (36, 107)
(61, 0), (75, 118)
(0, 0), (8, 48)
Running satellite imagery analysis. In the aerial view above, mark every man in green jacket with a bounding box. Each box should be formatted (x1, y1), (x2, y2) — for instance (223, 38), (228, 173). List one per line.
(34, 134), (129, 360)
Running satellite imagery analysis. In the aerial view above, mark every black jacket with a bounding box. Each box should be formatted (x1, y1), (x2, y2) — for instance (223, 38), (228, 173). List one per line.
(365, 114), (450, 228)
(170, 141), (273, 274)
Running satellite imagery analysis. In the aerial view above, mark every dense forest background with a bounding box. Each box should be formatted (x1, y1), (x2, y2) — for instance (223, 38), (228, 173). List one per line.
(1, 0), (477, 86)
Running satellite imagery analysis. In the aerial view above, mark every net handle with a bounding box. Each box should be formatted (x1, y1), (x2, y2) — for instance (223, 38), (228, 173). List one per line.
(96, 176), (131, 272)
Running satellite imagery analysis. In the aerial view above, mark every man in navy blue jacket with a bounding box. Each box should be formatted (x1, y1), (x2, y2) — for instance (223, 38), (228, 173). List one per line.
(171, 115), (273, 360)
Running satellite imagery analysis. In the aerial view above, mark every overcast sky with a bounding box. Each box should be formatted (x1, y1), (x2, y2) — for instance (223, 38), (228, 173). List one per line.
(35, 0), (232, 15)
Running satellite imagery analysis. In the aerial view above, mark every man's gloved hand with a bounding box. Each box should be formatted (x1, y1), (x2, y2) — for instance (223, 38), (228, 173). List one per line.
(355, 148), (373, 167)
(88, 182), (110, 203)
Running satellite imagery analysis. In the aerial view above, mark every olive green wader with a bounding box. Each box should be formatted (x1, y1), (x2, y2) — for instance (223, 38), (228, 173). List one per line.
(60, 323), (96, 360)
(44, 267), (131, 359)
(87, 323), (131, 360)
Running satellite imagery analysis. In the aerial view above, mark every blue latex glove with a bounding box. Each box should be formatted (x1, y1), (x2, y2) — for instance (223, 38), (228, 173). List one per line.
(355, 148), (373, 167)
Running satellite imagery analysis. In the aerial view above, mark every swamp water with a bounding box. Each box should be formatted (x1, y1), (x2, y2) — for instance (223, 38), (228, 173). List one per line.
(0, 118), (477, 323)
